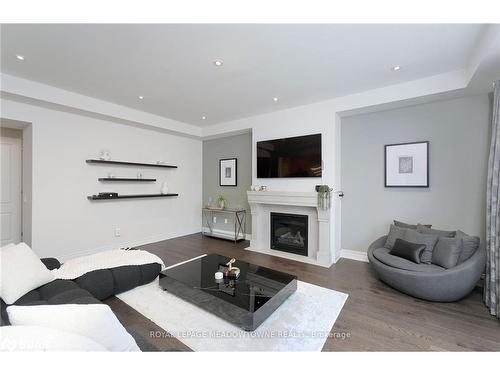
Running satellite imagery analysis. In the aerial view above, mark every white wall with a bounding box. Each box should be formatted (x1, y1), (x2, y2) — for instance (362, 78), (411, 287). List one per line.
(1, 99), (202, 260)
(203, 100), (340, 261)
(239, 101), (336, 192)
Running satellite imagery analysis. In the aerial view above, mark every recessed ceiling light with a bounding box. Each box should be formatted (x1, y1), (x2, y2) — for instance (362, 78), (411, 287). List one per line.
(392, 65), (401, 71)
(201, 116), (207, 120)
(16, 55), (25, 61)
(273, 97), (279, 102)
(138, 95), (144, 100)
(213, 59), (224, 67)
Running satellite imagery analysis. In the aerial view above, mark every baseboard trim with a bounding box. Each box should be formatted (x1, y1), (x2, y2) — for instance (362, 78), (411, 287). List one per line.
(340, 249), (369, 263)
(202, 227), (251, 241)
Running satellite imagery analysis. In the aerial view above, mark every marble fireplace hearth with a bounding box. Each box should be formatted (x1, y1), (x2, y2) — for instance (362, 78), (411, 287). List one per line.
(246, 191), (335, 267)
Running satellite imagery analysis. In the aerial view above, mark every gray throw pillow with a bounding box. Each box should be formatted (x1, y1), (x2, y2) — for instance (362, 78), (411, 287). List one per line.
(431, 237), (463, 269)
(389, 238), (426, 263)
(456, 230), (480, 263)
(384, 224), (407, 249)
(402, 230), (439, 264)
(416, 224), (456, 238)
(394, 220), (432, 230)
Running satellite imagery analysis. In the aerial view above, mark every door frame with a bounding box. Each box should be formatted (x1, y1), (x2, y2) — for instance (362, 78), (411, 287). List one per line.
(1, 119), (33, 246)
(0, 133), (23, 245)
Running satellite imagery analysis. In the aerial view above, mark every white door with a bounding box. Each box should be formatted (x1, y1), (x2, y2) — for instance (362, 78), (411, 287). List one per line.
(1, 136), (22, 246)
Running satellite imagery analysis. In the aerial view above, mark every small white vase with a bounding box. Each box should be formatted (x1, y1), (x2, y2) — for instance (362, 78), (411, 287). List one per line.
(99, 150), (111, 160)
(160, 182), (169, 195)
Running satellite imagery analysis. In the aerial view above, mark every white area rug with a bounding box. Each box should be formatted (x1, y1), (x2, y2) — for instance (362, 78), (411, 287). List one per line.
(117, 257), (348, 351)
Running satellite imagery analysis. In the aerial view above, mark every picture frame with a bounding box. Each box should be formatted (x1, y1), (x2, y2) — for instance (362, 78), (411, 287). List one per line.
(384, 141), (429, 187)
(219, 158), (237, 186)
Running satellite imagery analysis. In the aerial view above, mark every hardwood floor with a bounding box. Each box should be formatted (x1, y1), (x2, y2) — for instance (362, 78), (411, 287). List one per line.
(106, 233), (500, 351)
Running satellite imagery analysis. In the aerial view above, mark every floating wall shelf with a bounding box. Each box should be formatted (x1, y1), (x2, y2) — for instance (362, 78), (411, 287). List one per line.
(86, 159), (177, 168)
(88, 193), (179, 201)
(98, 178), (157, 182)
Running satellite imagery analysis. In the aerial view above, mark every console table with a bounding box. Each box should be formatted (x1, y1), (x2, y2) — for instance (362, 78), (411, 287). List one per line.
(202, 207), (246, 243)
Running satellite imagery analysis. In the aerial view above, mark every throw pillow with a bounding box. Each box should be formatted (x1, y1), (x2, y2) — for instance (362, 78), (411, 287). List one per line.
(384, 224), (407, 249)
(394, 220), (432, 230)
(389, 238), (426, 263)
(416, 224), (456, 238)
(431, 237), (463, 269)
(455, 230), (480, 263)
(0, 325), (107, 351)
(7, 304), (140, 352)
(0, 243), (55, 304)
(402, 230), (439, 264)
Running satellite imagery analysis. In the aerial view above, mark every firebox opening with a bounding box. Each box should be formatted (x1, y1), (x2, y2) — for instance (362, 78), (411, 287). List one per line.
(270, 212), (308, 256)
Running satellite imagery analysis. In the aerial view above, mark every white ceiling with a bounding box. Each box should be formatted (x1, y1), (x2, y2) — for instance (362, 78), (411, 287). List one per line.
(0, 24), (487, 127)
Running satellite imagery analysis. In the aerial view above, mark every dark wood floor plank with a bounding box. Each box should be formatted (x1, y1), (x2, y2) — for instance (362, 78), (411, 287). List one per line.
(108, 233), (500, 351)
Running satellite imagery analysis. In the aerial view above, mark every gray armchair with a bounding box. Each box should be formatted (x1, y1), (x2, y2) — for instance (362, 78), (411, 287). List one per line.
(368, 235), (486, 302)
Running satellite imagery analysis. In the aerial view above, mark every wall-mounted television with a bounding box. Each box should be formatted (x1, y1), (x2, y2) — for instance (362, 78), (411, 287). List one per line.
(257, 134), (322, 178)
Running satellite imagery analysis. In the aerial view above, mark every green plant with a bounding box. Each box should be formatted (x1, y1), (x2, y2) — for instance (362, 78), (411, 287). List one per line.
(318, 185), (331, 194)
(216, 195), (226, 208)
(317, 185), (332, 210)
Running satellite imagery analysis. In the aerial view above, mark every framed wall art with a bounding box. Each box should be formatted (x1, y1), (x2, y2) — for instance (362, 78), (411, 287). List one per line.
(219, 158), (237, 186)
(384, 141), (429, 187)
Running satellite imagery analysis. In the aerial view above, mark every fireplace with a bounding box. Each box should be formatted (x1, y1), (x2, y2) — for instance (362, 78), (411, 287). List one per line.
(270, 212), (308, 256)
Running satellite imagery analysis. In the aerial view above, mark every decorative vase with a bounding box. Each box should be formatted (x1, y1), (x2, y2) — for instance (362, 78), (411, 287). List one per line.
(160, 182), (169, 195)
(99, 150), (111, 160)
(318, 193), (330, 210)
(218, 199), (225, 209)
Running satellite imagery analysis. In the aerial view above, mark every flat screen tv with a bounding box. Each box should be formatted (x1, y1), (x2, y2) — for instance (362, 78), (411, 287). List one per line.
(257, 134), (322, 178)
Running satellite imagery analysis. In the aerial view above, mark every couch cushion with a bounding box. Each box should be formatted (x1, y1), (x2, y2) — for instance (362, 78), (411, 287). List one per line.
(0, 243), (55, 304)
(0, 299), (9, 326)
(75, 269), (115, 300)
(432, 237), (463, 269)
(139, 263), (163, 284)
(389, 238), (425, 263)
(456, 230), (480, 263)
(416, 224), (456, 238)
(74, 263), (161, 300)
(47, 289), (95, 305)
(13, 290), (42, 305)
(373, 248), (445, 273)
(384, 224), (408, 249)
(2, 260), (161, 327)
(70, 296), (102, 304)
(394, 220), (431, 230)
(112, 266), (142, 294)
(37, 279), (82, 300)
(1, 279), (102, 327)
(402, 230), (439, 264)
(7, 304), (139, 351)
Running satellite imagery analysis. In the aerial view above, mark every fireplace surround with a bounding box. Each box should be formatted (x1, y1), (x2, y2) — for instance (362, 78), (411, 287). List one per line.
(246, 190), (335, 267)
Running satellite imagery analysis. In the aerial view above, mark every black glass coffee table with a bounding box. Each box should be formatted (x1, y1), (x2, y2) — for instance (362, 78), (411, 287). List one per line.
(159, 254), (297, 331)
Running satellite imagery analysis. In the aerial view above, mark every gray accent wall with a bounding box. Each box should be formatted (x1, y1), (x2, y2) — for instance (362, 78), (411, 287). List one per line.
(203, 132), (252, 235)
(341, 94), (491, 252)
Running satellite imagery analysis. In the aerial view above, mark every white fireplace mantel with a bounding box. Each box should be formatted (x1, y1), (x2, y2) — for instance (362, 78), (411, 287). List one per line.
(246, 190), (334, 267)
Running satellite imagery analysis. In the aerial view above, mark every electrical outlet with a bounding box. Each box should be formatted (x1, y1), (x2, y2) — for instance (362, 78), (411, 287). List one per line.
(114, 227), (121, 237)
(224, 218), (228, 224)
(213, 216), (217, 224)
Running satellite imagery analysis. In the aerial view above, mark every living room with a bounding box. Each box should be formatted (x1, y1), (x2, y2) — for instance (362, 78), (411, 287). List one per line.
(1, 1), (499, 373)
